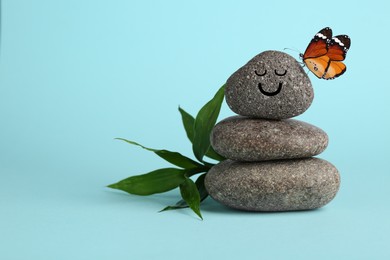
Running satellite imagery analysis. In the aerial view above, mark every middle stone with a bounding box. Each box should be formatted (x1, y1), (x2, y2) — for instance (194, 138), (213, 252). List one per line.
(211, 116), (328, 161)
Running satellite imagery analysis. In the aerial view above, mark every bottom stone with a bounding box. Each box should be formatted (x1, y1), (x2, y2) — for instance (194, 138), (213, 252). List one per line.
(205, 158), (340, 211)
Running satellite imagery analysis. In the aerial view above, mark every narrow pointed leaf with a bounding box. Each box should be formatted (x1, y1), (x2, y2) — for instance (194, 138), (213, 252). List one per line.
(116, 138), (202, 169)
(180, 176), (202, 219)
(178, 106), (195, 143)
(179, 106), (225, 162)
(159, 199), (188, 211)
(192, 85), (225, 162)
(194, 173), (208, 201)
(205, 146), (225, 161)
(108, 168), (186, 195)
(161, 174), (207, 217)
(179, 107), (226, 161)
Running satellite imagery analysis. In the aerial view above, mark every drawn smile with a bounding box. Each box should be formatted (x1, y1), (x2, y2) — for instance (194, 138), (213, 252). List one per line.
(258, 82), (283, 96)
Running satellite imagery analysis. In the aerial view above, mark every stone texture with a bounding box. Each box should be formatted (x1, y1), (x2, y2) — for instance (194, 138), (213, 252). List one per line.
(205, 158), (340, 211)
(225, 50), (314, 119)
(211, 116), (328, 161)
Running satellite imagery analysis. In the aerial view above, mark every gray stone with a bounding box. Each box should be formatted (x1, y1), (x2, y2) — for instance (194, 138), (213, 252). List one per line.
(205, 158), (340, 211)
(211, 116), (328, 161)
(225, 50), (314, 119)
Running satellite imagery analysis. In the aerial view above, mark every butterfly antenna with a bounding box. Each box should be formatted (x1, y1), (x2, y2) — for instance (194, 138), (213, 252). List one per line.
(284, 47), (304, 61)
(283, 47), (301, 54)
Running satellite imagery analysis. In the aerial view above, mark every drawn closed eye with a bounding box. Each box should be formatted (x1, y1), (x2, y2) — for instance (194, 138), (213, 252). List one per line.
(274, 69), (287, 76)
(255, 70), (267, 76)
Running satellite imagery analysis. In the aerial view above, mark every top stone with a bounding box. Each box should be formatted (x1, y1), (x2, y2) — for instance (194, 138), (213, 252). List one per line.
(225, 51), (314, 119)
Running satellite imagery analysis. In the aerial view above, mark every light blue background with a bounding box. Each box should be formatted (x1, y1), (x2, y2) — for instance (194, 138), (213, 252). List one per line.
(1, 0), (389, 259)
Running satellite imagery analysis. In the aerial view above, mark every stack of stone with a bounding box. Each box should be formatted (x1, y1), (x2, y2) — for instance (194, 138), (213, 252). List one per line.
(205, 51), (340, 211)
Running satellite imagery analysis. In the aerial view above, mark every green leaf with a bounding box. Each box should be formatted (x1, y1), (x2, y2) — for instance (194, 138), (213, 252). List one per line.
(178, 106), (195, 143)
(194, 173), (208, 202)
(192, 85), (225, 162)
(161, 174), (207, 217)
(179, 107), (225, 162)
(205, 146), (225, 162)
(160, 199), (188, 211)
(180, 176), (202, 219)
(108, 168), (186, 195)
(116, 138), (202, 169)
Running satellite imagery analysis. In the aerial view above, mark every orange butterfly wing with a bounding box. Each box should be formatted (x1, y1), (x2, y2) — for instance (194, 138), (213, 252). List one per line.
(327, 35), (351, 61)
(302, 27), (332, 78)
(323, 35), (351, 80)
(302, 27), (331, 59)
(304, 56), (330, 79)
(322, 61), (347, 80)
(302, 39), (328, 59)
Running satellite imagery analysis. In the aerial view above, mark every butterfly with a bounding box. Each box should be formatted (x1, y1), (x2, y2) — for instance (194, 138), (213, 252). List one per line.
(300, 27), (351, 80)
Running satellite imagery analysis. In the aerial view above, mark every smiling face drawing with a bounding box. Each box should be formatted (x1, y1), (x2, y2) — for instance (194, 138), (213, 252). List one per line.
(225, 51), (314, 119)
(255, 69), (287, 96)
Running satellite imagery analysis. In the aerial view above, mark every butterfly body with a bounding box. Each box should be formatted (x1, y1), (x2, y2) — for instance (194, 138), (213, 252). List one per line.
(301, 27), (351, 80)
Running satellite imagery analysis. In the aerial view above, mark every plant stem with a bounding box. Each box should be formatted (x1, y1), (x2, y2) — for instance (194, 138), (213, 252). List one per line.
(186, 166), (210, 177)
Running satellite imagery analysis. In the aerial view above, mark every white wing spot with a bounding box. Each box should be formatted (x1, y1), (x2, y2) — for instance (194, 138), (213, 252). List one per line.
(316, 33), (327, 39)
(333, 37), (345, 46)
